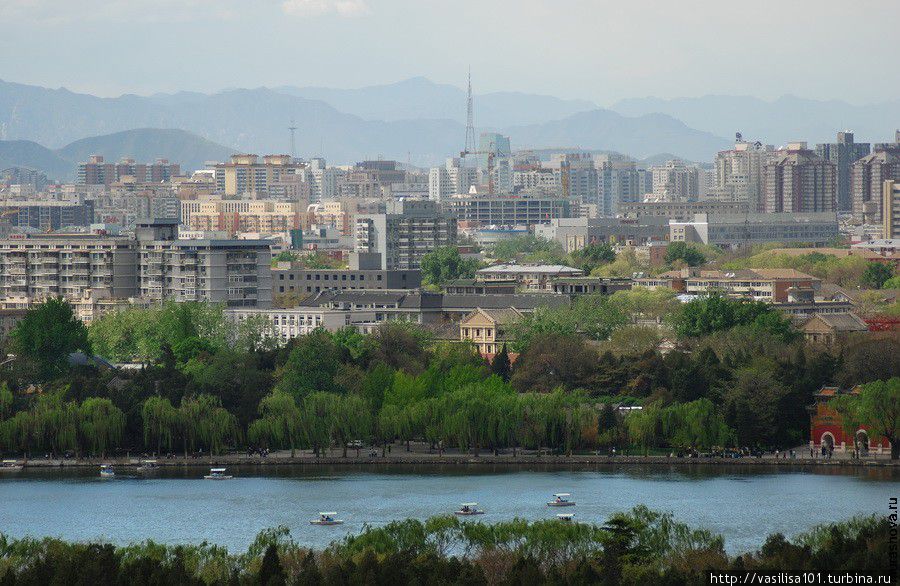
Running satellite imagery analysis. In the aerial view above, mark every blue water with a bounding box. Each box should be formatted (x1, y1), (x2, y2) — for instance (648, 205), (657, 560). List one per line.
(0, 464), (895, 554)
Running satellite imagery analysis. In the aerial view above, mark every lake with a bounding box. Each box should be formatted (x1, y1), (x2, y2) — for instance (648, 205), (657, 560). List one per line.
(1, 464), (896, 554)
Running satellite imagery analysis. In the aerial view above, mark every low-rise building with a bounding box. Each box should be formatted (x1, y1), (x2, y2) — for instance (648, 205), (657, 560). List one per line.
(476, 264), (583, 291)
(459, 307), (522, 355)
(272, 266), (421, 296)
(800, 313), (869, 347)
(684, 269), (820, 303)
(551, 277), (632, 296)
(669, 212), (838, 249)
(809, 386), (890, 455)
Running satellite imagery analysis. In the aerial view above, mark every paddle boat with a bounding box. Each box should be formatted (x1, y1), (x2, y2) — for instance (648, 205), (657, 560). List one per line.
(310, 512), (344, 526)
(0, 459), (22, 472)
(99, 464), (115, 478)
(454, 502), (485, 516)
(557, 513), (575, 522)
(203, 467), (233, 480)
(136, 460), (158, 473)
(547, 493), (575, 507)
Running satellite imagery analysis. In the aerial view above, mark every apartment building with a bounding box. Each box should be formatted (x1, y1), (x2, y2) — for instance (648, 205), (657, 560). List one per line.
(763, 143), (836, 213)
(429, 158), (478, 202)
(0, 199), (95, 230)
(212, 154), (304, 196)
(710, 140), (775, 210)
(184, 199), (304, 235)
(77, 155), (180, 186)
(355, 199), (456, 270)
(650, 160), (700, 200)
(884, 180), (900, 239)
(815, 132), (870, 212)
(851, 135), (900, 223)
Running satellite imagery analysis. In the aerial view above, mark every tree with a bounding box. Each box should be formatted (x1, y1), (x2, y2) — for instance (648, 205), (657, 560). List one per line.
(332, 394), (372, 457)
(570, 243), (616, 273)
(79, 398), (125, 458)
(275, 330), (343, 399)
(664, 242), (706, 267)
(248, 391), (301, 457)
(672, 295), (797, 342)
(300, 393), (336, 457)
(10, 297), (90, 379)
(420, 246), (481, 286)
(832, 378), (900, 459)
(510, 333), (599, 393)
(491, 344), (512, 382)
(882, 275), (900, 290)
(861, 262), (894, 289)
(142, 396), (178, 456)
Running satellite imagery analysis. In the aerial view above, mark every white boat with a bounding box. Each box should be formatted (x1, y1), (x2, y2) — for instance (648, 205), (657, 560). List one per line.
(99, 464), (115, 478)
(310, 512), (344, 526)
(203, 467), (233, 480)
(454, 502), (485, 516)
(547, 493), (575, 507)
(0, 459), (22, 471)
(136, 460), (158, 472)
(557, 513), (575, 522)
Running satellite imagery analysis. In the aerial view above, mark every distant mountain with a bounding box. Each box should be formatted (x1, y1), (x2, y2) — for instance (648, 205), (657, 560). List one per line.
(506, 110), (730, 161)
(611, 95), (900, 146)
(273, 76), (597, 127)
(0, 129), (235, 181)
(0, 78), (728, 166)
(58, 129), (235, 173)
(0, 140), (72, 179)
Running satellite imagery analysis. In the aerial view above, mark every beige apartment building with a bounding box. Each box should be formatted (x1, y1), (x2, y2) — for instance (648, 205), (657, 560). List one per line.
(184, 199), (305, 235)
(213, 154), (305, 196)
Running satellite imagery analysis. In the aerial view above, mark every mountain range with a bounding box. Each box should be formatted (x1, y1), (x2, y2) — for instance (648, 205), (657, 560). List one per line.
(611, 95), (900, 147)
(0, 129), (235, 181)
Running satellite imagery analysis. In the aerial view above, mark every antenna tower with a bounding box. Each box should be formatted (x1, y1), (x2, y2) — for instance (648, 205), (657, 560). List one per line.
(288, 119), (298, 158)
(464, 67), (477, 155)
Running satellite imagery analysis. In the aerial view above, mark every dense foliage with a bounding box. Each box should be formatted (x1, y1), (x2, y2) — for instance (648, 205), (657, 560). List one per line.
(1, 297), (897, 458)
(0, 512), (892, 585)
(420, 246), (482, 286)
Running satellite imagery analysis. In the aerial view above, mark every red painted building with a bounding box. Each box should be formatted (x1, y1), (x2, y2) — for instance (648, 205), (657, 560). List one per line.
(808, 386), (890, 455)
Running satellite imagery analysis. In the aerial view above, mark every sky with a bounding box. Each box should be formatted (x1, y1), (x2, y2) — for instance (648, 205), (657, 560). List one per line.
(0, 0), (897, 105)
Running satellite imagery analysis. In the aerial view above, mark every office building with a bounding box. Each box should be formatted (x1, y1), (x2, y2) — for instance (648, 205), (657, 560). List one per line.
(535, 217), (670, 252)
(816, 132), (870, 212)
(444, 192), (576, 226)
(763, 143), (836, 213)
(669, 212), (839, 249)
(618, 200), (749, 221)
(355, 200), (456, 270)
(184, 199), (305, 235)
(273, 265), (421, 296)
(429, 158), (477, 201)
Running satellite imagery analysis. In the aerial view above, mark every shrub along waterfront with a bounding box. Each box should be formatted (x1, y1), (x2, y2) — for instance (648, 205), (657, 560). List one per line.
(0, 510), (892, 584)
(0, 296), (898, 459)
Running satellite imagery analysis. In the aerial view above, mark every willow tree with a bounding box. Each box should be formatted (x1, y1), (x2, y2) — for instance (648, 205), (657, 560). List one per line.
(832, 377), (900, 460)
(332, 394), (372, 457)
(79, 398), (125, 458)
(142, 396), (178, 456)
(625, 402), (662, 456)
(248, 391), (301, 457)
(201, 405), (238, 456)
(0, 411), (32, 456)
(300, 392), (336, 457)
(0, 383), (12, 420)
(377, 403), (403, 457)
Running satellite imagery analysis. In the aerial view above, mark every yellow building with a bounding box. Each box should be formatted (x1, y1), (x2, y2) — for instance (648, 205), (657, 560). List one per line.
(214, 154), (305, 196)
(459, 307), (522, 355)
(186, 200), (304, 235)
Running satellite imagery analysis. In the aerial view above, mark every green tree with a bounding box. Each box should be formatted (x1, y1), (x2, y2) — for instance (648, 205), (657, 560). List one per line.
(673, 295), (796, 342)
(832, 378), (900, 460)
(420, 246), (481, 286)
(861, 262), (894, 289)
(10, 297), (90, 379)
(248, 391), (301, 457)
(491, 344), (512, 382)
(300, 392), (336, 457)
(665, 241), (706, 267)
(332, 394), (372, 457)
(142, 396), (178, 456)
(570, 242), (616, 273)
(275, 330), (342, 399)
(881, 275), (900, 289)
(79, 398), (125, 458)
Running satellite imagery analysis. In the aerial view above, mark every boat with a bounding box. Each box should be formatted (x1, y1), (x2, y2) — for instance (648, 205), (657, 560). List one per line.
(136, 460), (158, 473)
(0, 459), (22, 471)
(203, 467), (233, 480)
(99, 464), (115, 478)
(310, 512), (344, 526)
(454, 502), (485, 516)
(557, 513), (575, 522)
(547, 493), (576, 507)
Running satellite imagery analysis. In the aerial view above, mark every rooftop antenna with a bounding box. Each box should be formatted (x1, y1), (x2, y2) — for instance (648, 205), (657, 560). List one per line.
(288, 119), (298, 158)
(464, 66), (477, 156)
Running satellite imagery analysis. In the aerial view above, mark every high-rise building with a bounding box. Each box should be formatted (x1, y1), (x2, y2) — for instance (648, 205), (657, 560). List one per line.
(212, 154), (304, 196)
(556, 154), (599, 207)
(883, 180), (900, 239)
(650, 160), (700, 201)
(429, 158), (477, 201)
(598, 161), (652, 216)
(339, 160), (407, 199)
(77, 155), (181, 186)
(355, 200), (456, 270)
(763, 143), (836, 213)
(850, 133), (900, 223)
(710, 140), (775, 211)
(815, 132), (870, 212)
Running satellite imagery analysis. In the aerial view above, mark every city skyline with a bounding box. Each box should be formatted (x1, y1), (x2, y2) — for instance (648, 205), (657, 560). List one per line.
(1, 0), (899, 104)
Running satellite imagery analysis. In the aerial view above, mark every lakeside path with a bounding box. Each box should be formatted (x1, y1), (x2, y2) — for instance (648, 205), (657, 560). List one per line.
(9, 444), (900, 469)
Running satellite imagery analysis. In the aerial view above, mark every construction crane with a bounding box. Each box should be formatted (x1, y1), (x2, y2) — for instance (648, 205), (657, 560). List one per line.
(459, 147), (496, 195)
(459, 67), (497, 195)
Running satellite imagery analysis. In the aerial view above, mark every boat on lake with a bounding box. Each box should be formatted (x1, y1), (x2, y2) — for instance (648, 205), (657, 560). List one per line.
(136, 460), (158, 473)
(310, 512), (343, 526)
(0, 459), (22, 471)
(454, 502), (485, 516)
(99, 464), (115, 478)
(547, 493), (575, 507)
(557, 513), (575, 522)
(203, 467), (233, 480)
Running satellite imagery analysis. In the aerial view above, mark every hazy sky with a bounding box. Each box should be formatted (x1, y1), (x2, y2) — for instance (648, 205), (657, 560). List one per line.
(1, 0), (897, 105)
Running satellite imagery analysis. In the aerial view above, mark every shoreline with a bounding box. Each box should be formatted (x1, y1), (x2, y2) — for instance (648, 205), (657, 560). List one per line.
(8, 453), (899, 469)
